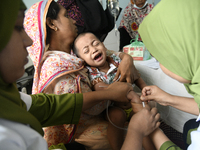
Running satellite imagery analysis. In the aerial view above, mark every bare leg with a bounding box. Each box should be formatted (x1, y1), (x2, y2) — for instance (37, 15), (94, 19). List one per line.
(106, 107), (127, 150)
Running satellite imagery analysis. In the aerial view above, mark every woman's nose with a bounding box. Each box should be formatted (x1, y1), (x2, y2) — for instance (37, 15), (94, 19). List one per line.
(23, 31), (33, 47)
(71, 18), (76, 24)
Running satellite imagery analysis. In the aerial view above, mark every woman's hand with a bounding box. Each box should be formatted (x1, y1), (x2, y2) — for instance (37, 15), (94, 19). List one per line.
(129, 105), (160, 137)
(121, 105), (160, 150)
(106, 82), (133, 103)
(140, 85), (171, 106)
(115, 52), (140, 83)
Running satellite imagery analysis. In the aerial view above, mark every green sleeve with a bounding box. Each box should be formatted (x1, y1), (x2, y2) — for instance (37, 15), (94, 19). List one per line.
(29, 93), (83, 127)
(160, 141), (182, 150)
(49, 143), (67, 150)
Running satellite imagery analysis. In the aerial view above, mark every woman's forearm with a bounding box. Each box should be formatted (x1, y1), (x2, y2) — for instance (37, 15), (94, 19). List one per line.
(82, 90), (109, 111)
(121, 129), (143, 150)
(82, 82), (132, 111)
(167, 95), (199, 115)
(135, 77), (147, 90)
(150, 128), (170, 149)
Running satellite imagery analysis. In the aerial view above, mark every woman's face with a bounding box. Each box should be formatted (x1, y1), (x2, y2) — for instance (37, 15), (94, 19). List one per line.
(159, 64), (191, 84)
(0, 10), (32, 83)
(54, 4), (78, 45)
(133, 0), (146, 7)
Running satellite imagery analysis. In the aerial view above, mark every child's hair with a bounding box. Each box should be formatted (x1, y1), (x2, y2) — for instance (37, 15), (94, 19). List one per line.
(73, 32), (100, 57)
(46, 1), (60, 45)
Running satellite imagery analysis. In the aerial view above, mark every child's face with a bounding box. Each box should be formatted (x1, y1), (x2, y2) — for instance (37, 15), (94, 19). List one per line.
(75, 33), (107, 67)
(0, 10), (32, 83)
(133, 0), (146, 7)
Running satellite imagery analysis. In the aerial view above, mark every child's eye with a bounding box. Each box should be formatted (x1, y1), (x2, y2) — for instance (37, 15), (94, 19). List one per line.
(83, 49), (89, 54)
(94, 41), (99, 46)
(15, 26), (24, 32)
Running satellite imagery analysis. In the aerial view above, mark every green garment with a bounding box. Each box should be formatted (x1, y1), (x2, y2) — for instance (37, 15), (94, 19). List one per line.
(30, 93), (83, 127)
(160, 141), (182, 150)
(0, 0), (26, 51)
(138, 0), (200, 109)
(0, 0), (83, 138)
(49, 143), (67, 150)
(0, 0), (44, 136)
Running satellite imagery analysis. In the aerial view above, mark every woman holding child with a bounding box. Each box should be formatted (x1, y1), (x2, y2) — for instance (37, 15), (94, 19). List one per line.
(24, 0), (138, 149)
(0, 0), (134, 149)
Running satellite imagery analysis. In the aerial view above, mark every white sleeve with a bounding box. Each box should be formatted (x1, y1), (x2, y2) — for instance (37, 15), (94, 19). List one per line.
(188, 124), (200, 150)
(0, 125), (26, 150)
(19, 92), (32, 111)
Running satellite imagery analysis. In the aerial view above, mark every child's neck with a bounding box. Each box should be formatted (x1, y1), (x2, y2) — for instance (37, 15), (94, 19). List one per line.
(98, 61), (110, 73)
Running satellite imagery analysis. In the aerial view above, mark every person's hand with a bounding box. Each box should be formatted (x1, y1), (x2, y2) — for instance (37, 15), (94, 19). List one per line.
(114, 53), (140, 83)
(128, 105), (160, 137)
(127, 91), (145, 113)
(106, 82), (133, 103)
(140, 85), (171, 106)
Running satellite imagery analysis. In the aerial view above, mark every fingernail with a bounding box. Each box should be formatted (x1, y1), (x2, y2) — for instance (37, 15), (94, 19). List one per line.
(140, 96), (144, 100)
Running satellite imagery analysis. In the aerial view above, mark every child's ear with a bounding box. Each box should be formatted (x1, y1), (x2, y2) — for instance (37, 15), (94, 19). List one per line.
(46, 17), (57, 31)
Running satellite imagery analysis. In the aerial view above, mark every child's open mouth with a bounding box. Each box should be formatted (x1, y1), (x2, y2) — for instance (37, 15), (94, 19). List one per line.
(94, 53), (102, 61)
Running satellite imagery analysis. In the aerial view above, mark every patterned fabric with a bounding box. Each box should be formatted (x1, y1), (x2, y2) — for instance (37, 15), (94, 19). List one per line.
(87, 54), (121, 86)
(24, 0), (113, 148)
(119, 2), (153, 41)
(57, 0), (84, 26)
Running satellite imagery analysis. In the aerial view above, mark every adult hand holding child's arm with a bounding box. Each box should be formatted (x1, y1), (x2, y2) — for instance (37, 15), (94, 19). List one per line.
(114, 52), (140, 83)
(121, 105), (160, 150)
(82, 82), (133, 111)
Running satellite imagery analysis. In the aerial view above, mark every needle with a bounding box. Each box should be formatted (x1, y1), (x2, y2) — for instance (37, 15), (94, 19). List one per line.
(142, 102), (145, 107)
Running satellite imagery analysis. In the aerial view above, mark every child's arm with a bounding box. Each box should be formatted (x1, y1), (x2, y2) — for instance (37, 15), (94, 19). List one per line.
(127, 90), (143, 113)
(134, 77), (147, 90)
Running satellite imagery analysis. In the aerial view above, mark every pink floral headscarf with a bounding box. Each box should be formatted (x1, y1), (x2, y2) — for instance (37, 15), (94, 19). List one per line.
(24, 0), (86, 94)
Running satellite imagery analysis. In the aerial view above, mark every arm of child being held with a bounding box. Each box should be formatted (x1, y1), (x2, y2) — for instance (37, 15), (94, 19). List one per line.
(134, 77), (147, 91)
(127, 90), (147, 113)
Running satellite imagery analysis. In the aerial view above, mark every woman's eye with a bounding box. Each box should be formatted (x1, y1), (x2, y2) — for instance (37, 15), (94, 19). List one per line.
(15, 26), (24, 32)
(65, 13), (69, 18)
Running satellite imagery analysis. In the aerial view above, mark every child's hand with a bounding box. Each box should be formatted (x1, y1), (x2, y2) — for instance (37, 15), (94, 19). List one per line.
(140, 85), (171, 106)
(127, 91), (141, 104)
(127, 91), (146, 113)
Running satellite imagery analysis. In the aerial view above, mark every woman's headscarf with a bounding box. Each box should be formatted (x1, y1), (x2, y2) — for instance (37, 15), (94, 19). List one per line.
(24, 0), (53, 94)
(0, 0), (43, 135)
(57, 0), (84, 26)
(139, 0), (200, 108)
(24, 0), (86, 94)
